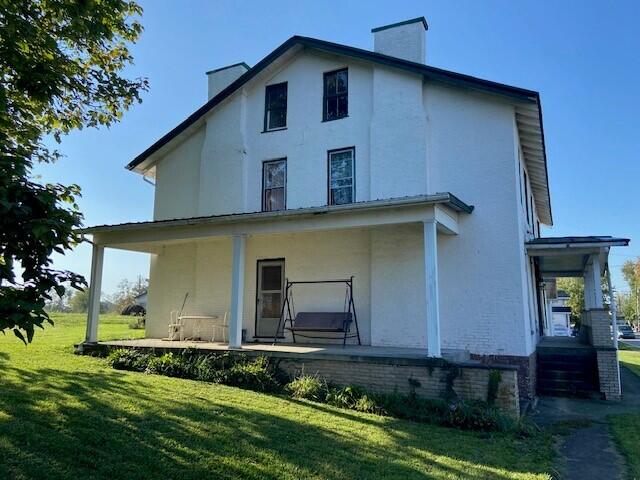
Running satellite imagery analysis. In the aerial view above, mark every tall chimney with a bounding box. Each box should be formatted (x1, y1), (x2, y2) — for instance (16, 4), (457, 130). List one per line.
(372, 17), (428, 64)
(206, 62), (250, 100)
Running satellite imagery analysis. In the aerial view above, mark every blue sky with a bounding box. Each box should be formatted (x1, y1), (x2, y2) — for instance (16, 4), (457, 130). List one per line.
(36, 0), (640, 294)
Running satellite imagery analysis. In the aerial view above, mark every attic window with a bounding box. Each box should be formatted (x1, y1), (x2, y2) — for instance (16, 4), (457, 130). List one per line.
(264, 82), (287, 131)
(323, 69), (348, 121)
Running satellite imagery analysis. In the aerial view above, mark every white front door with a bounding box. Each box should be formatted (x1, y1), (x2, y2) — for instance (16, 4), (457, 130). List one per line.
(255, 259), (285, 338)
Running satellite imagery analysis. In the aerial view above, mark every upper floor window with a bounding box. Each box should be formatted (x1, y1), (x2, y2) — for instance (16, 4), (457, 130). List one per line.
(328, 148), (354, 205)
(264, 82), (287, 131)
(323, 69), (348, 121)
(262, 159), (286, 211)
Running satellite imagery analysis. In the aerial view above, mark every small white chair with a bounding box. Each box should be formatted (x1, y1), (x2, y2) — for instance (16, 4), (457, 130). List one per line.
(211, 312), (229, 342)
(165, 310), (184, 341)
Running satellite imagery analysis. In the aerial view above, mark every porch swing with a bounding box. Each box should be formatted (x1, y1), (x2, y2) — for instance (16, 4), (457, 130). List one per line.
(273, 276), (361, 346)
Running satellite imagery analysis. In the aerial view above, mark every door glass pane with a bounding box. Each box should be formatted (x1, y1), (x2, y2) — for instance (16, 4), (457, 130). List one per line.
(262, 265), (281, 291)
(261, 292), (282, 318)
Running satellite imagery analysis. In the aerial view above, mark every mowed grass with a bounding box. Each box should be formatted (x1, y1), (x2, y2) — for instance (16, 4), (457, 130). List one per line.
(0, 314), (554, 480)
(609, 415), (640, 480)
(619, 342), (640, 376)
(611, 342), (640, 478)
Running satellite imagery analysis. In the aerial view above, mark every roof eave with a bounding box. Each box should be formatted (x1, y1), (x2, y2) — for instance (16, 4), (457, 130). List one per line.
(126, 35), (544, 173)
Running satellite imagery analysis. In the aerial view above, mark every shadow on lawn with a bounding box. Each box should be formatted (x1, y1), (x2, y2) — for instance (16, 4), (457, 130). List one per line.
(0, 364), (550, 480)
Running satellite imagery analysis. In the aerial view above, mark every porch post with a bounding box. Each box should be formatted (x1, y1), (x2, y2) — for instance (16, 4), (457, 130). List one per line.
(583, 262), (594, 309)
(229, 235), (246, 348)
(423, 221), (441, 357)
(590, 254), (603, 308)
(84, 244), (104, 343)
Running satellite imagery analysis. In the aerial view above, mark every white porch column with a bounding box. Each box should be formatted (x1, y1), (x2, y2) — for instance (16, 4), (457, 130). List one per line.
(583, 262), (594, 310)
(590, 254), (604, 308)
(84, 244), (104, 343)
(423, 221), (441, 357)
(229, 235), (246, 348)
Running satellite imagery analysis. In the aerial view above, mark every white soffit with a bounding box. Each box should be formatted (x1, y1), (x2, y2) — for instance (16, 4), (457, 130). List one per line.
(516, 101), (552, 225)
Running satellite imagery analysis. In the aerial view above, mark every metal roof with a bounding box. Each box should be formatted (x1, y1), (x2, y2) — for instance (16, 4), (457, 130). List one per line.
(527, 236), (630, 248)
(79, 192), (473, 235)
(125, 35), (552, 225)
(527, 236), (630, 278)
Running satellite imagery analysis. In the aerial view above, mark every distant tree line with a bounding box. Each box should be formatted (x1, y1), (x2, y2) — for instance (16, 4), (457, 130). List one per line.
(46, 276), (148, 315)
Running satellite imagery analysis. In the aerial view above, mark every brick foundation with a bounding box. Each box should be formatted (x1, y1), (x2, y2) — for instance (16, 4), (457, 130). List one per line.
(277, 357), (520, 417)
(581, 309), (622, 401)
(80, 341), (521, 417)
(470, 352), (536, 401)
(596, 350), (621, 401)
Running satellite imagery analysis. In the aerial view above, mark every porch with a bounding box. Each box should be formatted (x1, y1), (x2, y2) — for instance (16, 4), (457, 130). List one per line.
(79, 193), (473, 358)
(88, 338), (472, 362)
(528, 236), (630, 400)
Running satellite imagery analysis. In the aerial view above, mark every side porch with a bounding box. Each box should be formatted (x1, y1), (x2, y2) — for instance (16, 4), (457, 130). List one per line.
(528, 236), (630, 400)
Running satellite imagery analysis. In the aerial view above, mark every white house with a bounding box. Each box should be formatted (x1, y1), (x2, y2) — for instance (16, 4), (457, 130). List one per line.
(80, 18), (629, 408)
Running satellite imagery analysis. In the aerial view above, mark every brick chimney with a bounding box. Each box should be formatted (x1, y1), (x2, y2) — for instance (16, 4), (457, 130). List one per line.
(206, 62), (250, 100)
(372, 17), (428, 64)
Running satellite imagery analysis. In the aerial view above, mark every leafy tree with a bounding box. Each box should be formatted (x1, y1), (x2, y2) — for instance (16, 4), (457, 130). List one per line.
(556, 278), (584, 323)
(621, 258), (640, 326)
(111, 275), (148, 313)
(45, 288), (72, 313)
(69, 288), (110, 314)
(69, 288), (90, 313)
(0, 1), (147, 343)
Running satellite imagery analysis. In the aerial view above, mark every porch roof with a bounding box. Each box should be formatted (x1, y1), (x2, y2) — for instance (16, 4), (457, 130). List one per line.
(526, 236), (629, 277)
(80, 193), (473, 252)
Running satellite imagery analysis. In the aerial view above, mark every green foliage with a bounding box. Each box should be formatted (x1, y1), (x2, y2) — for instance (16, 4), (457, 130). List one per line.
(106, 349), (280, 393)
(621, 258), (640, 325)
(69, 289), (89, 313)
(609, 413), (640, 480)
(556, 278), (585, 323)
(225, 356), (281, 393)
(443, 400), (511, 432)
(487, 369), (502, 405)
(145, 353), (193, 378)
(111, 276), (148, 314)
(107, 348), (152, 372)
(0, 0), (148, 343)
(285, 374), (328, 401)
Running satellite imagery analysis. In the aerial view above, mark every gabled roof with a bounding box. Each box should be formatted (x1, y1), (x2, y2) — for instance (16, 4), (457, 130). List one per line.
(127, 35), (552, 224)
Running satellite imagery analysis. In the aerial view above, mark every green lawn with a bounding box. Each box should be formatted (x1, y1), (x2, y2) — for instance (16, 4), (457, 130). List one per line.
(619, 342), (640, 376)
(611, 343), (640, 479)
(0, 314), (554, 480)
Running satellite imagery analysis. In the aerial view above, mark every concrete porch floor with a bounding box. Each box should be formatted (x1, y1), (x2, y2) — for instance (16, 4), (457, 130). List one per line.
(95, 338), (471, 363)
